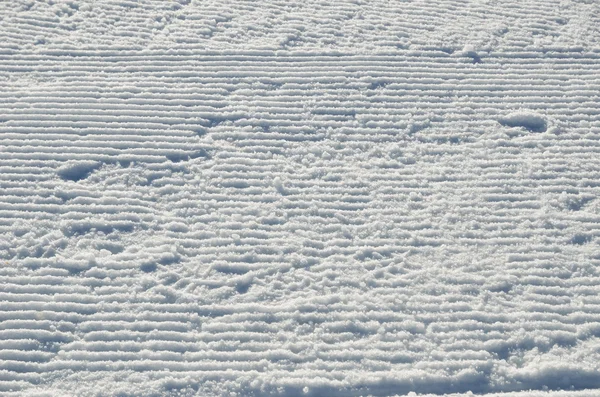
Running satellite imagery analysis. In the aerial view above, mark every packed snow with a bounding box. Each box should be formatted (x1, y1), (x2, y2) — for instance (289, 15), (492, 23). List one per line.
(1, 0), (600, 396)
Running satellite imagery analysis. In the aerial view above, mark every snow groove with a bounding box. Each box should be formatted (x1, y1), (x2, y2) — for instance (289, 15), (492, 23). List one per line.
(2, 0), (600, 396)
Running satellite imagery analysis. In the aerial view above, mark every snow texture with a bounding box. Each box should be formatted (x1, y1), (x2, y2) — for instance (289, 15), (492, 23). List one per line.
(1, 0), (600, 396)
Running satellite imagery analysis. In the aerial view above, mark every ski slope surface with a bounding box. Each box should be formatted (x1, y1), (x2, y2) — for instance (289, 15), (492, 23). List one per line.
(1, 0), (600, 396)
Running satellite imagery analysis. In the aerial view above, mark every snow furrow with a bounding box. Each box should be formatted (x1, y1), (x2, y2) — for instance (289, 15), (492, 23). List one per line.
(3, 1), (600, 396)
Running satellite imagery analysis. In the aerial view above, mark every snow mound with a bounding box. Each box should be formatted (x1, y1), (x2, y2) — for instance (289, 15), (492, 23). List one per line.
(498, 111), (548, 132)
(57, 161), (102, 182)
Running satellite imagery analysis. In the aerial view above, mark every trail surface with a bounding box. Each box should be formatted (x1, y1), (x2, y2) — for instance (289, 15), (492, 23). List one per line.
(1, 1), (600, 396)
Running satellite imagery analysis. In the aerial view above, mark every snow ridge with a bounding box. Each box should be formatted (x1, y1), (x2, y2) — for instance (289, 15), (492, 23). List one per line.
(1, 1), (600, 396)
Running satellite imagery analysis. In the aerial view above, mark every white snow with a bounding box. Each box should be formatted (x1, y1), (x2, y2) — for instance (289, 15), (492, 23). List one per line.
(1, 0), (600, 396)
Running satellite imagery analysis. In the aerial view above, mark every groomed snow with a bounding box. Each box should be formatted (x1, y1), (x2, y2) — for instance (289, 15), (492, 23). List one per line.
(1, 0), (600, 396)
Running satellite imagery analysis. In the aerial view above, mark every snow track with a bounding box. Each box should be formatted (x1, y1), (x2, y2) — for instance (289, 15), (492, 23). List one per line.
(1, 1), (600, 396)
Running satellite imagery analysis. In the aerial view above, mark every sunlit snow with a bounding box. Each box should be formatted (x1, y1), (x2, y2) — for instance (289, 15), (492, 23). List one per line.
(1, 0), (600, 396)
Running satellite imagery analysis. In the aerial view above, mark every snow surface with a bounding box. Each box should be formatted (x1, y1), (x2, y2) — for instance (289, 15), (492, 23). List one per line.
(1, 0), (600, 396)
